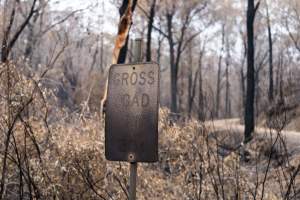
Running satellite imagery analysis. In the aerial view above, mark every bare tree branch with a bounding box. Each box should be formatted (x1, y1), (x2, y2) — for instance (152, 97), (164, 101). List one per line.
(6, 0), (38, 58)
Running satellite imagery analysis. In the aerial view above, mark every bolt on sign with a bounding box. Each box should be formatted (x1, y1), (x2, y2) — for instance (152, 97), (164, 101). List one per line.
(105, 62), (159, 162)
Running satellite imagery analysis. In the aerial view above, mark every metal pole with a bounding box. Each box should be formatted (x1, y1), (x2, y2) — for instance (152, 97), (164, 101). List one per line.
(133, 38), (142, 63)
(129, 38), (142, 200)
(129, 162), (137, 200)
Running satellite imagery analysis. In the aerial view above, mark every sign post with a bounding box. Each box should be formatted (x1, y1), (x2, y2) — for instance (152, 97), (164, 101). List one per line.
(129, 161), (137, 200)
(129, 39), (141, 200)
(105, 39), (159, 200)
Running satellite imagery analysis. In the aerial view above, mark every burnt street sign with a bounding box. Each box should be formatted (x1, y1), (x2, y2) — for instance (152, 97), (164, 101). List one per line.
(105, 62), (159, 162)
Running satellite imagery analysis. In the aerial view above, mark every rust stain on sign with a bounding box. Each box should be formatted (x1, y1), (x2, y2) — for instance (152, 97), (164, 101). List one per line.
(105, 63), (159, 162)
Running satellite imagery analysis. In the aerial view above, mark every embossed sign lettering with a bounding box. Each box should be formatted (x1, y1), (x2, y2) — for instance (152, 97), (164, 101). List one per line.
(105, 63), (159, 162)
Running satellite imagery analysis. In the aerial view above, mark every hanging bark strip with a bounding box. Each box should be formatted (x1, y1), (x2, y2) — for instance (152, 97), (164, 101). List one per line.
(100, 0), (134, 117)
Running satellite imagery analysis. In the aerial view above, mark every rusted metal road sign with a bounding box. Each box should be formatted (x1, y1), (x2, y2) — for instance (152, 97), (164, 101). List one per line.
(105, 62), (159, 162)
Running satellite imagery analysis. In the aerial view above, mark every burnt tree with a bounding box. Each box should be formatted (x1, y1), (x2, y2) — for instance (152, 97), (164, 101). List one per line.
(266, 2), (274, 102)
(146, 0), (156, 62)
(198, 42), (206, 121)
(244, 0), (260, 142)
(100, 0), (137, 116)
(215, 24), (225, 118)
(1, 0), (38, 63)
(225, 35), (231, 118)
(117, 0), (138, 64)
(165, 3), (206, 114)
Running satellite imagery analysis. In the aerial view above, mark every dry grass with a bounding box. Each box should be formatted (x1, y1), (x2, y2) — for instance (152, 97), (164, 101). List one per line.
(1, 63), (300, 199)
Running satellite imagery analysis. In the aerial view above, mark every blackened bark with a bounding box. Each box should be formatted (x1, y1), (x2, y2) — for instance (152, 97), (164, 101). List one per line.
(100, 0), (136, 116)
(188, 46), (193, 117)
(165, 5), (197, 114)
(156, 35), (162, 64)
(277, 53), (284, 102)
(225, 66), (230, 118)
(216, 55), (222, 118)
(255, 69), (260, 118)
(266, 4), (274, 102)
(188, 42), (198, 118)
(244, 0), (260, 142)
(275, 51), (283, 99)
(178, 67), (184, 113)
(146, 0), (156, 62)
(240, 67), (246, 115)
(117, 0), (138, 64)
(225, 36), (231, 118)
(216, 25), (225, 118)
(225, 49), (231, 118)
(156, 18), (164, 65)
(166, 13), (177, 113)
(1, 4), (16, 62)
(198, 45), (205, 121)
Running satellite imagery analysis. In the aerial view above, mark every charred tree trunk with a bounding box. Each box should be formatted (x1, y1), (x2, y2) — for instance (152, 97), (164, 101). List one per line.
(146, 0), (156, 62)
(225, 60), (231, 118)
(216, 55), (222, 118)
(117, 0), (137, 64)
(100, 0), (137, 117)
(244, 0), (260, 142)
(156, 37), (162, 65)
(255, 69), (260, 118)
(278, 53), (284, 102)
(165, 5), (199, 114)
(266, 3), (274, 102)
(187, 42), (200, 119)
(156, 19), (164, 65)
(178, 65), (185, 114)
(225, 36), (231, 118)
(188, 43), (193, 117)
(240, 67), (246, 117)
(166, 13), (178, 113)
(275, 51), (284, 100)
(215, 25), (225, 118)
(1, 0), (37, 63)
(1, 3), (16, 63)
(198, 44), (205, 121)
